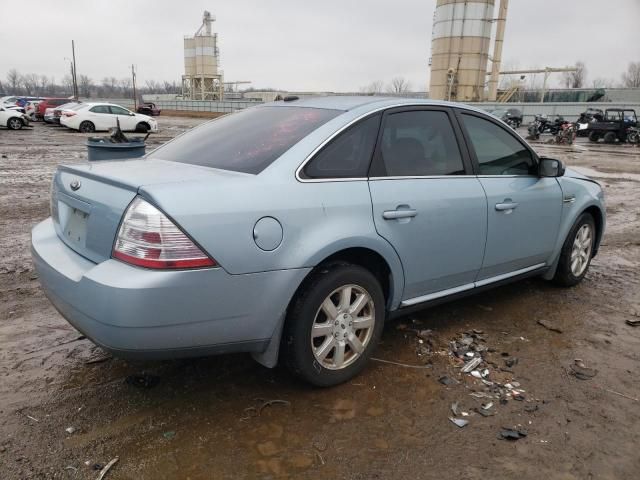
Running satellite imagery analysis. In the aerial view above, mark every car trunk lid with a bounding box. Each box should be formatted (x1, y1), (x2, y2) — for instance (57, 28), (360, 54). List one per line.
(51, 159), (245, 263)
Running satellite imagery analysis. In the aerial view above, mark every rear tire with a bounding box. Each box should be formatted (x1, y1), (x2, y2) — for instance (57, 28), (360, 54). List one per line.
(79, 121), (95, 133)
(588, 131), (600, 142)
(553, 213), (596, 287)
(603, 132), (616, 144)
(283, 263), (385, 387)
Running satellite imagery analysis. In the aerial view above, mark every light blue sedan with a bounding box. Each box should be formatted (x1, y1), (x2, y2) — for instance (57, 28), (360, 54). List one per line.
(31, 96), (605, 386)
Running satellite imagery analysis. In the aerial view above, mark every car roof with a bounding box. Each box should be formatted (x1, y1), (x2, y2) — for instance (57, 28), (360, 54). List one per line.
(262, 95), (489, 115)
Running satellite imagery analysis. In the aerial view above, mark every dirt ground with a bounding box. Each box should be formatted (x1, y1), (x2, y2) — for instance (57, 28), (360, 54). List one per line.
(1, 118), (639, 480)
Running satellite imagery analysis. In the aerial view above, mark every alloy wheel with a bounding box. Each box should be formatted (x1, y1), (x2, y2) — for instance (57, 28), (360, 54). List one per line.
(310, 284), (375, 370)
(570, 224), (593, 277)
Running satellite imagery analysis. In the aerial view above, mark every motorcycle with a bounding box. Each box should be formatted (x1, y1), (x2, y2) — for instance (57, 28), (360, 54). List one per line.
(627, 127), (640, 144)
(555, 122), (576, 145)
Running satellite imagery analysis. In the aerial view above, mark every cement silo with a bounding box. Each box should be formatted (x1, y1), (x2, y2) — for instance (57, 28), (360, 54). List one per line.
(182, 11), (224, 100)
(429, 0), (495, 102)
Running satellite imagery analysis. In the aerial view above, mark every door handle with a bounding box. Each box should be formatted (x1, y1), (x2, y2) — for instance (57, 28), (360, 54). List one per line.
(495, 200), (519, 212)
(383, 208), (417, 220)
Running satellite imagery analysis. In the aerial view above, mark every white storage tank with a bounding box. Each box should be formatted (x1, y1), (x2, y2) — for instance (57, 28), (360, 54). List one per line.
(429, 0), (494, 101)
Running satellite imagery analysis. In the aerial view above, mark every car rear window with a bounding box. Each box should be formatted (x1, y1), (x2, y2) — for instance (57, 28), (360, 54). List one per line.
(150, 106), (341, 174)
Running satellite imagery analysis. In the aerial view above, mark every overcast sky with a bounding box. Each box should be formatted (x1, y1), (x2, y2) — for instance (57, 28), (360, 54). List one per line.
(1, 0), (638, 92)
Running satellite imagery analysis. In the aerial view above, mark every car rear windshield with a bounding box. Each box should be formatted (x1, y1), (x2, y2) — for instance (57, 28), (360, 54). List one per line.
(150, 106), (341, 174)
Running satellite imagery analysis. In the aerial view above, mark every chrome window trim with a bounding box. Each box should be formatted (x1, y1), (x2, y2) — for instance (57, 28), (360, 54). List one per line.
(295, 102), (480, 184)
(400, 263), (547, 308)
(369, 175), (476, 180)
(476, 174), (540, 179)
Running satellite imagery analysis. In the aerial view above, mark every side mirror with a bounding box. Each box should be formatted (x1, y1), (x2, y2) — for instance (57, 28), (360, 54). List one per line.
(129, 112), (135, 116)
(539, 157), (565, 177)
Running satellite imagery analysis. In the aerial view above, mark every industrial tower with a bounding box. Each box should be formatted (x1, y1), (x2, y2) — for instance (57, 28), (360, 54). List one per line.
(182, 11), (224, 100)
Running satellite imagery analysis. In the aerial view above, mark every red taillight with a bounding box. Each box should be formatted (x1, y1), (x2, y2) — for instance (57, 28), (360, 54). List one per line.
(112, 197), (217, 269)
(63, 111), (76, 117)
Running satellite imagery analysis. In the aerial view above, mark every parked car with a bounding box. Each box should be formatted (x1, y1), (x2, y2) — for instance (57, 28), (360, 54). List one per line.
(32, 97), (606, 386)
(25, 100), (42, 121)
(0, 105), (30, 129)
(37, 98), (73, 120)
(60, 102), (158, 133)
(47, 101), (82, 124)
(136, 102), (161, 116)
(587, 108), (638, 143)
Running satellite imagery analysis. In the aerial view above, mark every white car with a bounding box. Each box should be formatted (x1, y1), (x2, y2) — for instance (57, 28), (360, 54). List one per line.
(0, 106), (30, 130)
(60, 102), (158, 133)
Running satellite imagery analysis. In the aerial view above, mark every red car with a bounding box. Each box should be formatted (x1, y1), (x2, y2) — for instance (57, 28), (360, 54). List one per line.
(136, 102), (161, 116)
(37, 98), (72, 120)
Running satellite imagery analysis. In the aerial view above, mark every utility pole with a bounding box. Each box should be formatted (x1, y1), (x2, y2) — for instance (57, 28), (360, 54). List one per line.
(71, 40), (79, 99)
(131, 64), (137, 110)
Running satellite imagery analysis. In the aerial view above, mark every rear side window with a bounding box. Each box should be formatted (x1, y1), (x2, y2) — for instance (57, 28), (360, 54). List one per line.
(460, 114), (535, 175)
(378, 110), (465, 176)
(90, 105), (110, 114)
(302, 114), (380, 179)
(150, 106), (341, 174)
(110, 106), (130, 115)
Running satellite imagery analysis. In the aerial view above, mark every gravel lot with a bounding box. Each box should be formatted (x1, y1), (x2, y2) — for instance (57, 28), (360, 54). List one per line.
(1, 118), (639, 479)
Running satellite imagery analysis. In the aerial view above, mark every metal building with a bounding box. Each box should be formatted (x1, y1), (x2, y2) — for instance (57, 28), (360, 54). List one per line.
(182, 11), (224, 100)
(429, 0), (495, 102)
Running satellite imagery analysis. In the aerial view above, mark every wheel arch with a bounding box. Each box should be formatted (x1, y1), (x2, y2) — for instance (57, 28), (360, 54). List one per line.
(251, 241), (405, 369)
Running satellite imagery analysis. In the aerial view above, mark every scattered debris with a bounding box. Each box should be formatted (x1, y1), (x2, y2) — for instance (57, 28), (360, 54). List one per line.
(504, 357), (518, 368)
(449, 417), (469, 428)
(570, 359), (598, 380)
(626, 318), (640, 327)
(371, 357), (432, 369)
(65, 466), (78, 473)
(461, 356), (482, 373)
(125, 373), (160, 389)
(438, 375), (458, 386)
(537, 319), (563, 333)
(96, 457), (119, 480)
(163, 431), (176, 440)
(451, 402), (459, 416)
(258, 399), (291, 416)
(65, 427), (76, 434)
(524, 404), (540, 413)
(499, 427), (528, 440)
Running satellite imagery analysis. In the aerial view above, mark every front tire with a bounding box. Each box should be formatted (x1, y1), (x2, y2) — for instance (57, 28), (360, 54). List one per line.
(7, 117), (23, 130)
(553, 213), (596, 287)
(283, 263), (385, 387)
(603, 132), (616, 144)
(79, 121), (95, 133)
(588, 131), (600, 143)
(136, 122), (150, 133)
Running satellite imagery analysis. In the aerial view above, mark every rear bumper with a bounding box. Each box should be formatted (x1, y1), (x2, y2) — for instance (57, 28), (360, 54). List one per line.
(31, 218), (310, 359)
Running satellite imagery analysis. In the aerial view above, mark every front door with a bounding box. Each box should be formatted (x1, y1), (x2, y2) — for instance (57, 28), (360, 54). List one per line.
(457, 112), (563, 280)
(109, 105), (136, 131)
(368, 108), (487, 304)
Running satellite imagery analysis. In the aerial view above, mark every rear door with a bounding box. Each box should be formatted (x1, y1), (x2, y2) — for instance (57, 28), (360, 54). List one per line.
(368, 107), (487, 304)
(87, 105), (114, 130)
(456, 110), (563, 280)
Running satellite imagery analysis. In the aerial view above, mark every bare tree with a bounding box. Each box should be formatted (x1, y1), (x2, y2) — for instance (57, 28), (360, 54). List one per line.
(622, 61), (640, 88)
(144, 80), (161, 93)
(591, 78), (616, 89)
(163, 80), (179, 94)
(562, 62), (587, 88)
(22, 73), (40, 95)
(361, 80), (384, 94)
(79, 75), (93, 98)
(62, 74), (74, 94)
(119, 77), (132, 96)
(387, 77), (411, 94)
(6, 69), (22, 94)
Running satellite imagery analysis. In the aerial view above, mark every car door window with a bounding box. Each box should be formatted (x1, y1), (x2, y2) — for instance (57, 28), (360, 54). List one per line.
(378, 110), (464, 176)
(461, 114), (535, 175)
(89, 105), (110, 114)
(302, 114), (380, 179)
(109, 106), (130, 115)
